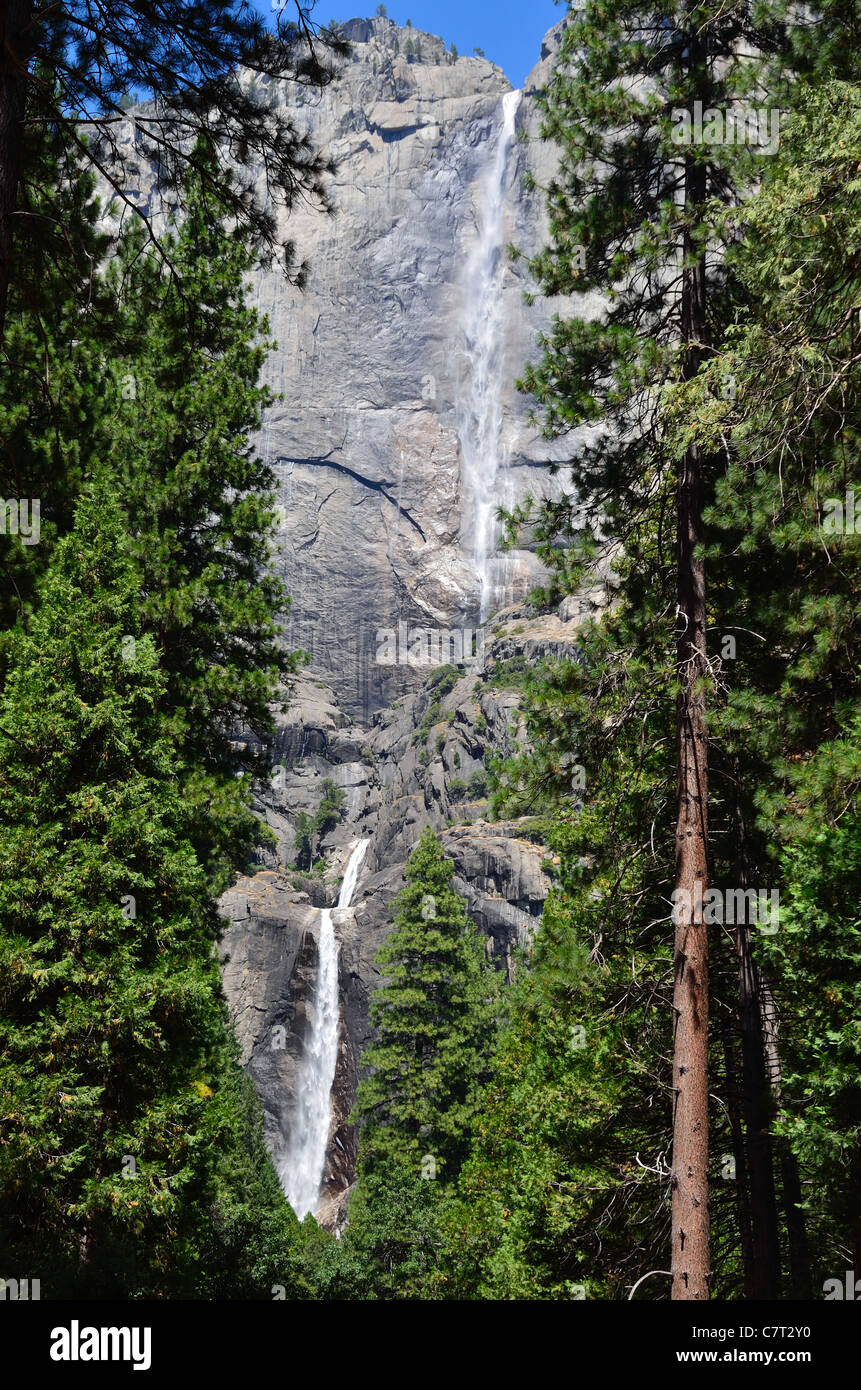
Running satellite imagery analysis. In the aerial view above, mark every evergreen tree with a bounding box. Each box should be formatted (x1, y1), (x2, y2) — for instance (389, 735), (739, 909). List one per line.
(105, 141), (300, 884)
(470, 52), (859, 1304)
(315, 830), (501, 1299)
(662, 79), (861, 1291)
(447, 879), (668, 1300)
(314, 779), (346, 840)
(356, 828), (500, 1184)
(303, 1163), (447, 1301)
(0, 2), (348, 329)
(293, 812), (315, 872)
(506, 0), (813, 1299)
(0, 112), (116, 638)
(0, 487), (300, 1294)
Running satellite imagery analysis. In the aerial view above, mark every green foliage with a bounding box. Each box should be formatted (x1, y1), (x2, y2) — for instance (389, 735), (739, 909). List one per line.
(355, 828), (501, 1184)
(314, 779), (347, 839)
(467, 770), (488, 800)
(482, 654), (531, 691)
(412, 671), (459, 746)
(0, 118), (116, 642)
(192, 1065), (308, 1299)
(293, 812), (315, 873)
(761, 758), (861, 1273)
(454, 0), (854, 1301)
(0, 0), (346, 326)
(0, 489), (301, 1294)
(446, 890), (663, 1300)
(464, 44), (861, 1300)
(330, 830), (503, 1298)
(292, 781), (345, 871)
(0, 144), (307, 1297)
(302, 1162), (448, 1301)
(428, 664), (459, 695)
(105, 141), (302, 889)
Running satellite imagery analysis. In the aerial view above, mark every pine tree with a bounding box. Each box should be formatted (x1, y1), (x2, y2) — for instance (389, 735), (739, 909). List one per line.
(508, 0), (809, 1300)
(104, 140), (300, 883)
(0, 488), (266, 1290)
(319, 830), (502, 1299)
(0, 485), (309, 1295)
(293, 812), (314, 872)
(481, 47), (859, 1304)
(314, 779), (346, 841)
(0, 2), (348, 330)
(0, 113), (116, 638)
(356, 828), (500, 1184)
(662, 78), (861, 1293)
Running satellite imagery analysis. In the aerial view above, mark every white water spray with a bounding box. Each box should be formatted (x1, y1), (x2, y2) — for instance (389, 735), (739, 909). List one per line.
(279, 839), (369, 1219)
(456, 88), (523, 621)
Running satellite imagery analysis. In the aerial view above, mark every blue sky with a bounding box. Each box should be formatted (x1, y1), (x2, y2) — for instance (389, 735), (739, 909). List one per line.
(267, 3), (564, 88)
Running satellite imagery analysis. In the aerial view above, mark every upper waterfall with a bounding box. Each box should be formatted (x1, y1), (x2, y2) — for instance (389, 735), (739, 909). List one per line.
(456, 87), (523, 622)
(279, 839), (369, 1219)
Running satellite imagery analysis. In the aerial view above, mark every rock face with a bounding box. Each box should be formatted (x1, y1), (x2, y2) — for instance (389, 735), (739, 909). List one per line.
(93, 12), (602, 1229)
(206, 15), (600, 1228)
(218, 598), (593, 1227)
(249, 16), (581, 722)
(103, 17), (593, 730)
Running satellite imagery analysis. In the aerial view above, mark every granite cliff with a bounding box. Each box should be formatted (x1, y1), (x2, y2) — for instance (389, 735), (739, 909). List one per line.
(249, 15), (580, 721)
(206, 16), (590, 1226)
(219, 596), (596, 1227)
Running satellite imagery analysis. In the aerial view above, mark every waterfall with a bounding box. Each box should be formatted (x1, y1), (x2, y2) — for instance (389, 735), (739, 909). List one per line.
(337, 838), (369, 914)
(279, 839), (369, 1219)
(456, 87), (523, 622)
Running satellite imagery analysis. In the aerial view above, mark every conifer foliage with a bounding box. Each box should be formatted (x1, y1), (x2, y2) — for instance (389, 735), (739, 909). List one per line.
(0, 1), (348, 329)
(0, 489), (247, 1293)
(356, 828), (500, 1184)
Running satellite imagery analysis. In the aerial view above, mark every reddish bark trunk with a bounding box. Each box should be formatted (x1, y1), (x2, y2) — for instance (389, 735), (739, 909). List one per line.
(671, 143), (711, 1301)
(0, 0), (32, 336)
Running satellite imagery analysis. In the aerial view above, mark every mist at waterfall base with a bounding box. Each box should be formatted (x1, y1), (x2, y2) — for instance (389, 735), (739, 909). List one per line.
(278, 840), (370, 1220)
(456, 88), (522, 623)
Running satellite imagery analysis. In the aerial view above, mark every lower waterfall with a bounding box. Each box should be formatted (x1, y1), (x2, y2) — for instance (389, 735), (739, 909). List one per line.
(279, 839), (370, 1219)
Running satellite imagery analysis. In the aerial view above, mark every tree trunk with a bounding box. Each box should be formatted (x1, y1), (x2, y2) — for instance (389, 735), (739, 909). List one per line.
(671, 144), (711, 1301)
(759, 975), (812, 1298)
(721, 1012), (755, 1291)
(735, 914), (782, 1297)
(727, 794), (782, 1296)
(0, 0), (32, 336)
